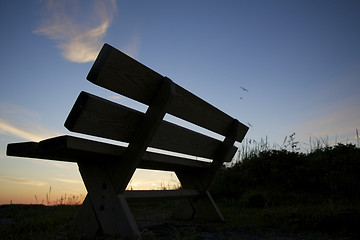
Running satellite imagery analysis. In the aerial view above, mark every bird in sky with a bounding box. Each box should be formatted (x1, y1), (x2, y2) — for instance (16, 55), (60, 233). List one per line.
(241, 87), (248, 92)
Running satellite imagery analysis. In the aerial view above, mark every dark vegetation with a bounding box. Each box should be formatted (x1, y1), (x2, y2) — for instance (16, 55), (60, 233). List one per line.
(211, 142), (360, 238)
(1, 139), (360, 239)
(0, 204), (78, 239)
(212, 143), (360, 202)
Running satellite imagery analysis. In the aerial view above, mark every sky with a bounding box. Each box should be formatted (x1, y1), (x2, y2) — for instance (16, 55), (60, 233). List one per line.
(1, 0), (359, 205)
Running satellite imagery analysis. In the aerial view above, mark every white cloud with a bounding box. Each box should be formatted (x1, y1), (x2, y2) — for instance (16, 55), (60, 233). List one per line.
(33, 0), (117, 63)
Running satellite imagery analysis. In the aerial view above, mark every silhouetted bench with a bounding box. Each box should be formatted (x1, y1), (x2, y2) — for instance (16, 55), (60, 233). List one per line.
(7, 44), (248, 238)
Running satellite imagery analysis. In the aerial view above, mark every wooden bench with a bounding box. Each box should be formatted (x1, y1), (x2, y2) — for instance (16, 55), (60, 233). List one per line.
(7, 43), (249, 238)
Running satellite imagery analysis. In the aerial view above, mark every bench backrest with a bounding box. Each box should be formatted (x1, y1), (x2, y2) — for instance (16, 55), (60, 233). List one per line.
(65, 44), (248, 163)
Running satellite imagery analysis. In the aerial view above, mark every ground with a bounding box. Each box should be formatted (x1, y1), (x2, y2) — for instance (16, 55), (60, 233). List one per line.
(1, 201), (357, 240)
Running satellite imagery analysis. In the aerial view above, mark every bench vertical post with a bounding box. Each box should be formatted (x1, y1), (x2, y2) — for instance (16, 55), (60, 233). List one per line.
(110, 77), (175, 193)
(172, 120), (240, 221)
(78, 161), (139, 237)
(72, 195), (99, 236)
(204, 119), (240, 188)
(72, 77), (175, 237)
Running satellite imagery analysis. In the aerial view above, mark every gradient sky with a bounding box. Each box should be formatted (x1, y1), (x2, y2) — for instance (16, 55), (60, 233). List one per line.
(1, 0), (359, 205)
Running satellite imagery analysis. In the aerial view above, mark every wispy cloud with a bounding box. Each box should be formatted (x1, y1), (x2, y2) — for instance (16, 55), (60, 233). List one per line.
(0, 119), (43, 141)
(108, 95), (122, 101)
(49, 161), (75, 169)
(122, 35), (140, 59)
(53, 178), (82, 184)
(0, 118), (62, 142)
(0, 103), (61, 141)
(296, 64), (360, 146)
(33, 0), (117, 63)
(298, 98), (360, 144)
(0, 176), (46, 186)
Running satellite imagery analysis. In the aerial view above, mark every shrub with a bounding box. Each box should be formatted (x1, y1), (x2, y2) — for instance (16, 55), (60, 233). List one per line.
(211, 143), (360, 204)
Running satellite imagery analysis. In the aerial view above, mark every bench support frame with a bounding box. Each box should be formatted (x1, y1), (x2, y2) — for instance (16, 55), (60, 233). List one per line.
(72, 77), (174, 237)
(6, 44), (249, 238)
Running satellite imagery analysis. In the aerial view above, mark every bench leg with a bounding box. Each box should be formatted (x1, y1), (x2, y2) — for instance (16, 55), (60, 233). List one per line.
(173, 191), (224, 221)
(171, 199), (195, 220)
(77, 162), (140, 238)
(193, 191), (224, 221)
(72, 195), (100, 236)
(173, 170), (224, 221)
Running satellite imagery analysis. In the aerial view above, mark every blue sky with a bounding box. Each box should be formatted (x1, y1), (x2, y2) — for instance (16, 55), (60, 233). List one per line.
(1, 0), (359, 204)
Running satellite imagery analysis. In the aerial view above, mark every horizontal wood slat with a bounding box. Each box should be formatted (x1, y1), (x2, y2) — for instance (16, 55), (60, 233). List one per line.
(7, 136), (218, 171)
(88, 43), (248, 142)
(123, 189), (200, 200)
(7, 141), (39, 158)
(65, 92), (236, 161)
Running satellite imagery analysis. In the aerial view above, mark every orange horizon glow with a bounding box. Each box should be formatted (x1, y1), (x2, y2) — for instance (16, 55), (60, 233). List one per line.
(0, 169), (180, 205)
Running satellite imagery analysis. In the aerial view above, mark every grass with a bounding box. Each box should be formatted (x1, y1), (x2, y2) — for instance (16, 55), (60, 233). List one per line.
(34, 187), (83, 206)
(1, 201), (358, 240)
(0, 204), (79, 240)
(219, 199), (360, 234)
(210, 133), (360, 239)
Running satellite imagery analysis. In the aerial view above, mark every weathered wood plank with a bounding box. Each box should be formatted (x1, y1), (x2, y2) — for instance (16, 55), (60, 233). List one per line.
(109, 77), (174, 193)
(171, 199), (195, 220)
(39, 134), (127, 158)
(72, 195), (100, 236)
(7, 141), (39, 158)
(65, 92), (237, 160)
(77, 161), (140, 237)
(87, 43), (248, 142)
(174, 170), (224, 221)
(124, 189), (200, 200)
(202, 119), (241, 189)
(7, 136), (221, 170)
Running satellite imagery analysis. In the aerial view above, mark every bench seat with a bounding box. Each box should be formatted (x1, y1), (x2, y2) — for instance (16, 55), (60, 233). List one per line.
(7, 135), (222, 171)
